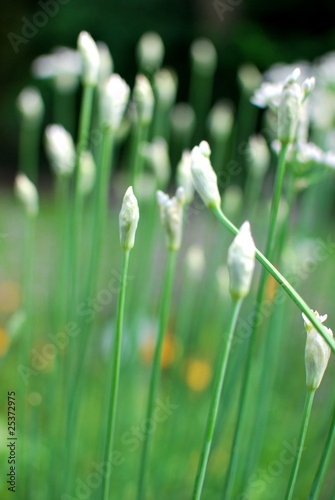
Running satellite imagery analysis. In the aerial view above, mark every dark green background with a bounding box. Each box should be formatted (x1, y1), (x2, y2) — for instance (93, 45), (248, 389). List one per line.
(1, 0), (335, 177)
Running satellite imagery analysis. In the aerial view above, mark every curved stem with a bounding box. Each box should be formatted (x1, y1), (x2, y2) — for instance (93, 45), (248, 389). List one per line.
(136, 249), (177, 500)
(285, 390), (315, 500)
(192, 298), (243, 500)
(102, 249), (130, 500)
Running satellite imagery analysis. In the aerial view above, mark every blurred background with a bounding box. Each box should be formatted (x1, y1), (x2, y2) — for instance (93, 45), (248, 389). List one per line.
(2, 0), (335, 180)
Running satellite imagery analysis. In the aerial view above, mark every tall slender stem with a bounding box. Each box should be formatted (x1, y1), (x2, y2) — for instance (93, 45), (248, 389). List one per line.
(192, 298), (243, 500)
(137, 250), (177, 500)
(309, 397), (335, 500)
(285, 390), (315, 500)
(102, 250), (130, 500)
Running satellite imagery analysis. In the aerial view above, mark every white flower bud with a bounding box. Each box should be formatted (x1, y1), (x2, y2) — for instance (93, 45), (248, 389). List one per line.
(227, 221), (256, 300)
(237, 64), (262, 94)
(77, 31), (100, 86)
(32, 48), (81, 93)
(14, 174), (39, 217)
(157, 187), (184, 251)
(190, 143), (221, 209)
(177, 150), (194, 204)
(119, 187), (140, 251)
(302, 77), (315, 98)
(17, 87), (44, 123)
(190, 38), (217, 76)
(97, 42), (113, 84)
(100, 74), (130, 131)
(136, 32), (165, 73)
(141, 138), (170, 188)
(278, 69), (305, 144)
(45, 125), (75, 177)
(133, 75), (155, 125)
(208, 100), (234, 140)
(302, 310), (332, 391)
(154, 69), (178, 108)
(171, 103), (195, 136)
(78, 151), (96, 196)
(247, 135), (270, 178)
(185, 245), (205, 280)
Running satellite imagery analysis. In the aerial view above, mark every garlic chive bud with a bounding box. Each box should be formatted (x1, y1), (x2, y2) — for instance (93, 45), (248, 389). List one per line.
(171, 103), (196, 137)
(78, 151), (96, 196)
(153, 69), (178, 108)
(136, 32), (165, 73)
(278, 68), (304, 144)
(237, 63), (262, 95)
(247, 135), (270, 178)
(133, 75), (155, 125)
(119, 187), (139, 251)
(100, 74), (130, 132)
(302, 77), (315, 99)
(185, 245), (205, 280)
(141, 138), (170, 188)
(190, 143), (221, 209)
(208, 100), (234, 141)
(157, 187), (185, 251)
(77, 31), (100, 86)
(302, 310), (332, 391)
(227, 221), (256, 300)
(17, 87), (44, 124)
(177, 150), (194, 204)
(45, 125), (75, 178)
(97, 42), (113, 84)
(190, 38), (217, 76)
(14, 174), (39, 217)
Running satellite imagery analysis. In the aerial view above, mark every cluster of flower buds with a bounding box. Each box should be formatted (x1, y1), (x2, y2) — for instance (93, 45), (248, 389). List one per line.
(157, 187), (185, 251)
(119, 187), (140, 251)
(302, 311), (333, 391)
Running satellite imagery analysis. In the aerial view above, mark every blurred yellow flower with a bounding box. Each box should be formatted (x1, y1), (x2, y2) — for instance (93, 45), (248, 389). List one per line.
(0, 282), (21, 313)
(185, 358), (212, 392)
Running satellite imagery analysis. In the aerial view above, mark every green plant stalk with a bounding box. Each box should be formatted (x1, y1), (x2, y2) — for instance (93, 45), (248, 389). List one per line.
(19, 121), (41, 185)
(222, 142), (289, 497)
(137, 249), (177, 500)
(189, 70), (215, 142)
(211, 207), (335, 352)
(309, 398), (335, 499)
(130, 121), (150, 188)
(285, 390), (315, 500)
(151, 100), (173, 142)
(192, 298), (243, 500)
(102, 249), (130, 500)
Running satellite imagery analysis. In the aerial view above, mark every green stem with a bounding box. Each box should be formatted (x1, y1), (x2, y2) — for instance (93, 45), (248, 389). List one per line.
(102, 250), (130, 500)
(309, 398), (335, 499)
(285, 390), (315, 500)
(130, 121), (149, 188)
(19, 122), (41, 185)
(192, 298), (243, 500)
(136, 249), (177, 500)
(212, 206), (335, 353)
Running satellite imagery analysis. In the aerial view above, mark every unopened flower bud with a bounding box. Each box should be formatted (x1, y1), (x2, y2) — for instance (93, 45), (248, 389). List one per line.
(302, 310), (332, 391)
(157, 187), (184, 251)
(190, 142), (221, 209)
(15, 174), (39, 217)
(154, 69), (178, 108)
(100, 74), (130, 131)
(227, 221), (256, 300)
(97, 42), (113, 84)
(177, 151), (194, 204)
(190, 38), (217, 76)
(208, 100), (234, 140)
(77, 31), (100, 86)
(278, 68), (304, 144)
(185, 245), (205, 280)
(45, 125), (75, 177)
(119, 187), (139, 251)
(79, 151), (96, 196)
(133, 75), (154, 125)
(136, 32), (165, 73)
(247, 135), (270, 178)
(17, 87), (44, 124)
(142, 138), (170, 188)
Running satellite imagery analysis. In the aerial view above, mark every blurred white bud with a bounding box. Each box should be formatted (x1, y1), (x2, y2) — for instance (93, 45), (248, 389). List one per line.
(208, 100), (234, 140)
(191, 142), (221, 209)
(17, 87), (44, 124)
(227, 221), (256, 300)
(133, 75), (155, 125)
(222, 186), (243, 219)
(32, 47), (81, 93)
(247, 135), (270, 178)
(100, 74), (130, 131)
(177, 150), (194, 204)
(77, 31), (100, 86)
(119, 186), (140, 251)
(171, 103), (195, 136)
(141, 138), (170, 188)
(78, 151), (96, 196)
(302, 77), (315, 98)
(157, 187), (185, 251)
(237, 64), (262, 94)
(190, 38), (217, 76)
(278, 76), (304, 144)
(154, 69), (178, 108)
(15, 174), (39, 217)
(302, 310), (332, 391)
(45, 125), (75, 177)
(97, 42), (113, 84)
(185, 245), (205, 280)
(136, 32), (165, 73)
